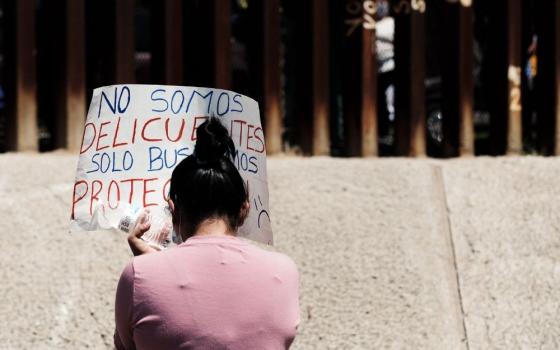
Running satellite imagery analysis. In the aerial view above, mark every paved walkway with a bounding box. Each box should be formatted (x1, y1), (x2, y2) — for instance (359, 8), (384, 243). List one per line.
(0, 154), (558, 349)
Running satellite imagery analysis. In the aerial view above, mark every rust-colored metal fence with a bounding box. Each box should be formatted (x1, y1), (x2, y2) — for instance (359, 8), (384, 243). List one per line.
(0, 0), (558, 157)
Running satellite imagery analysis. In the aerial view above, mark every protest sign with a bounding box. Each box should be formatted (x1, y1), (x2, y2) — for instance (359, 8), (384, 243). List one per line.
(70, 85), (272, 245)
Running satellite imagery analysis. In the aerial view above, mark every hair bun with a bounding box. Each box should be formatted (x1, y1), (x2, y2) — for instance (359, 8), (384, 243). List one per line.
(194, 117), (235, 165)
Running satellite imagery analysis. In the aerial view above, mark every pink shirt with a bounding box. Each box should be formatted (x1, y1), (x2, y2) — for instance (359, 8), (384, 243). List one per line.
(114, 235), (300, 349)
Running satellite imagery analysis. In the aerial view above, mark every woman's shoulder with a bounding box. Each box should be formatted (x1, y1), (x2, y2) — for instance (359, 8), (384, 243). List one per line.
(126, 236), (299, 278)
(242, 240), (299, 275)
(124, 247), (176, 277)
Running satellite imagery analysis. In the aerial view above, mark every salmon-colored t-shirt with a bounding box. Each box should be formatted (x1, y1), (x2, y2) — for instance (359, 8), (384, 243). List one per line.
(114, 234), (300, 349)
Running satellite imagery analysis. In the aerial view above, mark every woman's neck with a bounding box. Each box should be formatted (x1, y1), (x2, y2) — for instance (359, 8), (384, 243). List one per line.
(189, 218), (235, 238)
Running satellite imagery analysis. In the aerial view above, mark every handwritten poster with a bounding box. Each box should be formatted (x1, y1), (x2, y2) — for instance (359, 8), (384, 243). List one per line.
(70, 85), (272, 245)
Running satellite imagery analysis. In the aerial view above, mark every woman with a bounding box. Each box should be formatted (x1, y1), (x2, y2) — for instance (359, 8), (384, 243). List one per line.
(114, 118), (300, 349)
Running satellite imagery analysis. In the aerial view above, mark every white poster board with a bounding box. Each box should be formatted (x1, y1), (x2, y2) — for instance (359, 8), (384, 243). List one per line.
(70, 85), (272, 245)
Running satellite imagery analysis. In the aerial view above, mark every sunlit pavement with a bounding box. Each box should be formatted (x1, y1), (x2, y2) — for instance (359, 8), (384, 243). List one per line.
(1, 153), (558, 349)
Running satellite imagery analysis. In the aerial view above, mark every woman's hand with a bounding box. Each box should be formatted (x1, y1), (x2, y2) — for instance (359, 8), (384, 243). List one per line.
(127, 209), (161, 256)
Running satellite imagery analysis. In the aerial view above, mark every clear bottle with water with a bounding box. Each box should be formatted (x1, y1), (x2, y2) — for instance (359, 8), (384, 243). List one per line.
(134, 205), (173, 250)
(91, 201), (174, 250)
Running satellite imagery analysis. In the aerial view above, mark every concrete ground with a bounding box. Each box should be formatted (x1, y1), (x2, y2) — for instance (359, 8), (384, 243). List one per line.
(0, 154), (559, 349)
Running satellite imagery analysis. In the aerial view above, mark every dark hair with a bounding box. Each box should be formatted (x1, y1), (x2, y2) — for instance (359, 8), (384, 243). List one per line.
(169, 117), (248, 237)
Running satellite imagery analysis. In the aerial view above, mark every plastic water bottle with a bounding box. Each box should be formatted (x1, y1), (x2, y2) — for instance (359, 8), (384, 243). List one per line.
(135, 205), (173, 250)
(91, 201), (173, 250)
